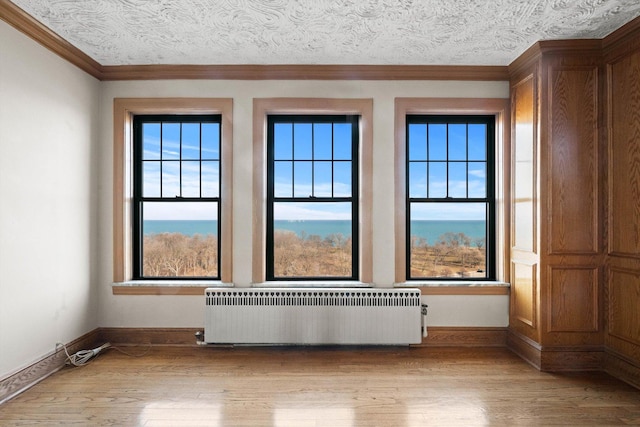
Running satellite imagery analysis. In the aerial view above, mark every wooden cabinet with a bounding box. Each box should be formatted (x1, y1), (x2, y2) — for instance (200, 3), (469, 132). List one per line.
(507, 19), (640, 388)
(508, 41), (605, 370)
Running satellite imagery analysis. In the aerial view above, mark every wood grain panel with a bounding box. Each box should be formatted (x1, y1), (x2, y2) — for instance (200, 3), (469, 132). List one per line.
(548, 67), (599, 254)
(102, 327), (508, 348)
(539, 348), (604, 371)
(609, 51), (640, 258)
(512, 261), (537, 327)
(419, 327), (507, 347)
(511, 75), (537, 253)
(605, 349), (640, 390)
(99, 328), (201, 346)
(547, 266), (599, 332)
(507, 330), (542, 369)
(608, 268), (640, 346)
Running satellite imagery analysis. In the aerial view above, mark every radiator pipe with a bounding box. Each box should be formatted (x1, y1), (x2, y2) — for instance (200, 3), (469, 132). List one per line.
(421, 304), (428, 337)
(195, 330), (207, 345)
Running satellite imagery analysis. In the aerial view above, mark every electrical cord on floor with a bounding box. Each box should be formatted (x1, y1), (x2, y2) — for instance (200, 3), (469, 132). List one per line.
(56, 342), (152, 367)
(57, 342), (111, 367)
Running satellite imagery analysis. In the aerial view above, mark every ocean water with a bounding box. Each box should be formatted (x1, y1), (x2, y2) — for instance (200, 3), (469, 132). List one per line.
(143, 220), (485, 244)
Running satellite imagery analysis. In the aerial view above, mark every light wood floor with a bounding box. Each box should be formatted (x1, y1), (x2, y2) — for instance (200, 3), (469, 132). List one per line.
(1, 346), (639, 426)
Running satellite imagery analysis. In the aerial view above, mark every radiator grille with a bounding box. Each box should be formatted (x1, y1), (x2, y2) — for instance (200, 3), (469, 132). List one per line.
(206, 290), (420, 307)
(204, 288), (422, 345)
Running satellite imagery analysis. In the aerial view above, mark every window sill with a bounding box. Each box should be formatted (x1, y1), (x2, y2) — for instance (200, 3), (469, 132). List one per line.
(111, 280), (509, 296)
(395, 281), (510, 295)
(112, 280), (230, 295)
(252, 281), (372, 289)
(111, 280), (374, 295)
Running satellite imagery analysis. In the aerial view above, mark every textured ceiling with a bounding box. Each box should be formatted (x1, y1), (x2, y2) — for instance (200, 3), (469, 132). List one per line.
(9, 0), (640, 66)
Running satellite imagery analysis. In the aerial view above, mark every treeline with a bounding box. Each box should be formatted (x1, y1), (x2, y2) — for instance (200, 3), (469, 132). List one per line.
(410, 232), (486, 278)
(142, 230), (484, 279)
(143, 233), (218, 277)
(273, 230), (352, 277)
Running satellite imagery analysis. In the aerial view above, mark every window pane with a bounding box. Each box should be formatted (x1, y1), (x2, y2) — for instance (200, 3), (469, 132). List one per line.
(333, 161), (351, 197)
(448, 124), (466, 160)
(181, 123), (200, 160)
(201, 123), (220, 160)
(274, 123), (292, 160)
(201, 161), (219, 198)
(407, 115), (493, 281)
(409, 202), (487, 279)
(314, 161), (333, 197)
(162, 161), (180, 197)
(162, 123), (180, 160)
(293, 161), (312, 197)
(468, 124), (486, 160)
(294, 123), (312, 160)
(428, 162), (447, 198)
(181, 161), (200, 197)
(273, 201), (352, 278)
(267, 115), (358, 281)
(143, 161), (160, 197)
(409, 162), (427, 198)
(468, 163), (486, 198)
(448, 162), (467, 198)
(428, 124), (447, 160)
(143, 123), (160, 160)
(274, 161), (293, 197)
(141, 201), (218, 277)
(333, 123), (352, 160)
(408, 124), (427, 161)
(314, 123), (332, 160)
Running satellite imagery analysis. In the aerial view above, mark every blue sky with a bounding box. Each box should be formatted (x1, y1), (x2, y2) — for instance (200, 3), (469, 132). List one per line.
(408, 123), (487, 220)
(272, 122), (353, 220)
(139, 121), (488, 221)
(141, 122), (220, 220)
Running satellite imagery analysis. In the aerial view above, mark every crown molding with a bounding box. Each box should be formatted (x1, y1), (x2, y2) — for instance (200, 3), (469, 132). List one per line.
(99, 64), (509, 81)
(0, 0), (103, 79)
(508, 39), (603, 79)
(602, 15), (640, 63)
(508, 43), (543, 79)
(537, 39), (603, 56)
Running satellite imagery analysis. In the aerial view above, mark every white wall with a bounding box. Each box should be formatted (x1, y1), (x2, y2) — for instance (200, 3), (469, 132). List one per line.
(0, 21), (100, 379)
(98, 80), (510, 328)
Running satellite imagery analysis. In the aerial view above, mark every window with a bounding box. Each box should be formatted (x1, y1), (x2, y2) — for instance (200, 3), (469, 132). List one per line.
(113, 97), (233, 287)
(406, 115), (495, 280)
(253, 98), (372, 284)
(266, 115), (359, 280)
(132, 115), (222, 279)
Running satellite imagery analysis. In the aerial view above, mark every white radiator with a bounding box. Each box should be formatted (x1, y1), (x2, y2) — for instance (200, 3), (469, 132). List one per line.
(204, 288), (422, 345)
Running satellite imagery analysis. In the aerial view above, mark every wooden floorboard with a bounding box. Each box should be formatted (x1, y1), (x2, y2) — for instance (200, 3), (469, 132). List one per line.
(1, 346), (639, 426)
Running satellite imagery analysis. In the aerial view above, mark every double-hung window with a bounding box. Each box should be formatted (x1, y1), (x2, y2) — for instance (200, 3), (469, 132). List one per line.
(266, 115), (359, 280)
(406, 115), (495, 280)
(132, 114), (221, 279)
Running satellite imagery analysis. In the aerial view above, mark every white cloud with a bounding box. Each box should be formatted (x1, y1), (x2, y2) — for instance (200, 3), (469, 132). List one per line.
(411, 202), (485, 220)
(274, 202), (351, 220)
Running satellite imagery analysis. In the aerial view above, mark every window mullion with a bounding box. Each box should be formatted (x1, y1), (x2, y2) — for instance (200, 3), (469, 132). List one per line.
(159, 122), (163, 198)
